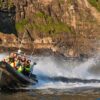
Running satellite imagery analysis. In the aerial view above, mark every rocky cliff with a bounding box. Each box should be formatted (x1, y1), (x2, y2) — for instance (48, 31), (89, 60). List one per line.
(0, 0), (17, 34)
(0, 0), (100, 57)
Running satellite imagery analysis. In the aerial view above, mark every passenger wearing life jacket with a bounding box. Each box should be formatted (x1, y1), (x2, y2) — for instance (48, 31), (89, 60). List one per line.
(3, 52), (14, 63)
(10, 53), (14, 61)
(10, 53), (17, 68)
(23, 60), (31, 76)
(17, 57), (26, 73)
(16, 56), (22, 67)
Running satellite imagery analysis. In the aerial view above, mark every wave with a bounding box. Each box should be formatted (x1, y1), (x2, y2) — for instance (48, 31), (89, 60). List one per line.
(39, 76), (100, 83)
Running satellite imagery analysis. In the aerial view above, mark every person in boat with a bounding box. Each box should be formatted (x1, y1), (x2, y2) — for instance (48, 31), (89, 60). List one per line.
(16, 56), (25, 73)
(29, 62), (37, 77)
(17, 56), (30, 74)
(17, 56), (37, 77)
(16, 55), (22, 66)
(13, 55), (22, 70)
(3, 52), (14, 63)
(9, 53), (18, 69)
(22, 60), (31, 76)
(3, 52), (17, 63)
(22, 60), (37, 76)
(2, 52), (18, 70)
(3, 52), (35, 76)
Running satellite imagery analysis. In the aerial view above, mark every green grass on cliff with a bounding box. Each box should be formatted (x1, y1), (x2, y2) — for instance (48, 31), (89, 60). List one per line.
(33, 22), (71, 35)
(16, 20), (71, 36)
(16, 11), (71, 35)
(32, 12), (71, 35)
(0, 0), (2, 7)
(0, 0), (13, 8)
(15, 19), (29, 31)
(34, 12), (45, 18)
(88, 0), (100, 11)
(8, 0), (13, 8)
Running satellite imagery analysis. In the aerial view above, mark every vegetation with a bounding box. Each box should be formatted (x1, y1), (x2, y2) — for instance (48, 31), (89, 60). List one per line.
(0, 0), (13, 8)
(0, 0), (2, 7)
(33, 12), (70, 34)
(8, 0), (14, 8)
(31, 22), (71, 36)
(59, 0), (65, 4)
(34, 12), (46, 18)
(15, 19), (29, 31)
(88, 0), (100, 11)
(15, 11), (71, 36)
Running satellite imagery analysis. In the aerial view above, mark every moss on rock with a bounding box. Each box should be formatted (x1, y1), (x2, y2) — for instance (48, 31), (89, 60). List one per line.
(88, 0), (100, 11)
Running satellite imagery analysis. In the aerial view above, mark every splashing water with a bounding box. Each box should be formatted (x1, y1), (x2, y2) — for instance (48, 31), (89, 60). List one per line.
(33, 55), (100, 79)
(31, 54), (100, 89)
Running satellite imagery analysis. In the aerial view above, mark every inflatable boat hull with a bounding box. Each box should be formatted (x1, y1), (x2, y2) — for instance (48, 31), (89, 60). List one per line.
(0, 61), (37, 89)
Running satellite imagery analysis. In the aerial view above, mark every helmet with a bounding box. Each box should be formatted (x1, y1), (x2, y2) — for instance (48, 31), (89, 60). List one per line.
(18, 49), (22, 54)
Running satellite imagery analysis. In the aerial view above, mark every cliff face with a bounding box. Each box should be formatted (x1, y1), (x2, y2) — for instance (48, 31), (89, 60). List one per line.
(0, 0), (100, 57)
(0, 0), (17, 34)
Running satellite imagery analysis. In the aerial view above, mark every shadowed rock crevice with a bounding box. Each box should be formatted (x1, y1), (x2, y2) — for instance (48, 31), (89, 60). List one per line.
(0, 0), (17, 36)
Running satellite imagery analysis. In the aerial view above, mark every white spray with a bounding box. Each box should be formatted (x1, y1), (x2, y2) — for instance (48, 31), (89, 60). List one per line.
(32, 54), (100, 89)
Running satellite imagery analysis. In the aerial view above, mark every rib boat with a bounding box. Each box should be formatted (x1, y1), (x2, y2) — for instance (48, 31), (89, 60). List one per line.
(0, 61), (37, 89)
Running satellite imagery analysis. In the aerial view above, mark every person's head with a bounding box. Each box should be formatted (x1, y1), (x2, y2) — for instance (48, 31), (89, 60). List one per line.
(17, 55), (21, 60)
(21, 57), (26, 62)
(27, 60), (31, 64)
(10, 52), (14, 57)
(18, 49), (22, 54)
(13, 53), (17, 58)
(28, 60), (31, 62)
